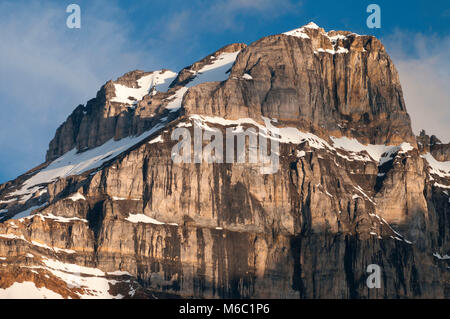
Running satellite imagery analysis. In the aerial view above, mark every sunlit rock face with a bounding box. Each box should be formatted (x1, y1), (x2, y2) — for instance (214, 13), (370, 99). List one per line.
(0, 23), (448, 299)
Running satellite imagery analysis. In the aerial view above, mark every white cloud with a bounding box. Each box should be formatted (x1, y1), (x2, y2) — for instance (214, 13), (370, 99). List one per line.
(158, 0), (301, 37)
(0, 1), (160, 182)
(0, 1), (304, 183)
(203, 0), (301, 27)
(384, 31), (450, 143)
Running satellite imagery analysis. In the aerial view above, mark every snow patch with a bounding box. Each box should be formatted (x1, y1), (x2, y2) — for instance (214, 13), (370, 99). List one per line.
(111, 196), (140, 201)
(282, 22), (320, 38)
(296, 150), (306, 157)
(68, 193), (86, 201)
(331, 137), (413, 164)
(283, 23), (366, 55)
(190, 115), (331, 149)
(353, 185), (375, 205)
(421, 153), (450, 178)
(34, 213), (87, 224)
(111, 70), (177, 105)
(433, 253), (450, 260)
(434, 183), (450, 189)
(125, 213), (166, 225)
(314, 46), (349, 54)
(12, 203), (47, 220)
(0, 233), (26, 240)
(37, 257), (123, 299)
(0, 282), (63, 299)
(165, 87), (188, 112)
(329, 34), (347, 42)
(283, 28), (310, 39)
(165, 51), (240, 112)
(0, 198), (18, 204)
(149, 135), (163, 144)
(9, 123), (165, 205)
(185, 115), (416, 167)
(303, 22), (320, 29)
(31, 240), (76, 254)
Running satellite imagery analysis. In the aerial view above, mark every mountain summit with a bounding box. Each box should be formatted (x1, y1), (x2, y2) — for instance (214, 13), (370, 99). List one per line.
(0, 23), (448, 298)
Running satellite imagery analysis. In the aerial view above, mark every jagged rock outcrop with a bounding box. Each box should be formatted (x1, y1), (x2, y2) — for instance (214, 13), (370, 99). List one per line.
(417, 130), (450, 161)
(0, 22), (448, 299)
(46, 69), (179, 162)
(45, 43), (247, 162)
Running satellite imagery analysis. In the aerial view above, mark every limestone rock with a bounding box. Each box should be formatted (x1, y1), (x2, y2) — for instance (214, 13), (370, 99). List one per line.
(0, 23), (448, 299)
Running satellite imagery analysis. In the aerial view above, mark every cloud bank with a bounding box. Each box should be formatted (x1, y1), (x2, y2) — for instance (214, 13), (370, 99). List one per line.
(384, 31), (450, 143)
(0, 0), (304, 183)
(0, 1), (159, 182)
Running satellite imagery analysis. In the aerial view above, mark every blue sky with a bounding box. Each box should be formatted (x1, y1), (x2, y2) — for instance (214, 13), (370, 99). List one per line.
(0, 0), (449, 183)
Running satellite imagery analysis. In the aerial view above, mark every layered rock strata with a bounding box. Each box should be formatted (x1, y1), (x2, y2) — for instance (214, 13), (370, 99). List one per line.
(0, 22), (448, 298)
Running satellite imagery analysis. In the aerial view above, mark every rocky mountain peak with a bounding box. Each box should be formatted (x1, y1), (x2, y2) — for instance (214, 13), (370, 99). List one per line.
(169, 43), (246, 89)
(46, 24), (412, 163)
(0, 24), (448, 299)
(282, 21), (379, 55)
(115, 70), (153, 87)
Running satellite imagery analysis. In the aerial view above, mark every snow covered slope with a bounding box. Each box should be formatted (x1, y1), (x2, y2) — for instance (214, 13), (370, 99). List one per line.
(165, 51), (240, 112)
(111, 70), (177, 105)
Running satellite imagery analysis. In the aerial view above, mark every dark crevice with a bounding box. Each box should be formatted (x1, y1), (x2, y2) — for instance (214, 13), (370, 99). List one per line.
(86, 200), (106, 256)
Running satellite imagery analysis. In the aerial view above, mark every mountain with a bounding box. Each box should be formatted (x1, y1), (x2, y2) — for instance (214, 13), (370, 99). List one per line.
(0, 22), (448, 298)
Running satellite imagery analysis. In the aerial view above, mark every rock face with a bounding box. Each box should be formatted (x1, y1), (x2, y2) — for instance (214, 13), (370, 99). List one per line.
(45, 43), (246, 162)
(45, 69), (179, 162)
(183, 23), (415, 146)
(417, 130), (450, 162)
(0, 23), (448, 299)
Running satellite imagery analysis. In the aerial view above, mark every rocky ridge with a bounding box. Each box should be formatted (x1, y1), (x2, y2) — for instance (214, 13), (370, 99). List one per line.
(0, 22), (448, 298)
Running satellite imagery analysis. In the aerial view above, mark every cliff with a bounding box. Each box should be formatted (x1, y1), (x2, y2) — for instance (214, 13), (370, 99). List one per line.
(0, 22), (448, 298)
